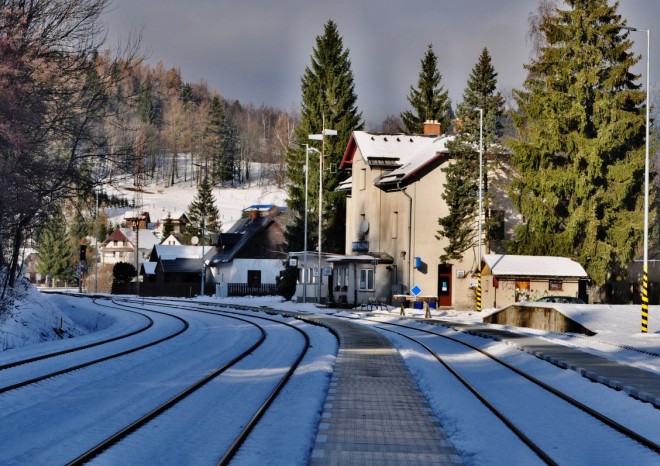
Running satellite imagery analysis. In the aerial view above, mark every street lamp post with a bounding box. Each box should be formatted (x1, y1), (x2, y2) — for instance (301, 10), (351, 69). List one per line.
(94, 188), (100, 293)
(201, 159), (208, 297)
(309, 128), (337, 304)
(476, 108), (484, 312)
(291, 141), (315, 303)
(625, 26), (651, 333)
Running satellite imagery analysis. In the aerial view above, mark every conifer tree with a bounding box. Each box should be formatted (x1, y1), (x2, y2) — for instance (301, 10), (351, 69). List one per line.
(37, 212), (75, 285)
(508, 0), (648, 285)
(437, 48), (504, 263)
(184, 176), (221, 243)
(204, 96), (233, 184)
(70, 207), (89, 240)
(162, 212), (175, 239)
(401, 44), (452, 134)
(285, 20), (362, 253)
(138, 83), (155, 125)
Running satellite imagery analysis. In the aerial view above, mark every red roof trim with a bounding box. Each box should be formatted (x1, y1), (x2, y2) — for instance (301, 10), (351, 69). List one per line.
(339, 134), (358, 170)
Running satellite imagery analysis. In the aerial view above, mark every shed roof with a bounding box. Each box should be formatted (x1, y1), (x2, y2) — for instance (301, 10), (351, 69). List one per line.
(483, 254), (588, 278)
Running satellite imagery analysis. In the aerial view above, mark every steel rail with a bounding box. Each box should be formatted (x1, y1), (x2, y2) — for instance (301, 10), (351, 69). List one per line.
(0, 298), (188, 394)
(361, 317), (660, 457)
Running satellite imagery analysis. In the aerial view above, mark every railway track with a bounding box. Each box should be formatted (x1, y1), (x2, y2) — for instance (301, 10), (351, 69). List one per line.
(67, 298), (313, 466)
(0, 297), (324, 464)
(0, 297), (187, 394)
(353, 315), (660, 465)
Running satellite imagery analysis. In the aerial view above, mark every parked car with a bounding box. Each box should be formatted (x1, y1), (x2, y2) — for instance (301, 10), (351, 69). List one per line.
(535, 296), (585, 304)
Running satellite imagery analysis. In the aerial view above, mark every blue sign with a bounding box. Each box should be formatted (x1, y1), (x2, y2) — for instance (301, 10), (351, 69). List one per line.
(352, 241), (369, 252)
(411, 284), (422, 296)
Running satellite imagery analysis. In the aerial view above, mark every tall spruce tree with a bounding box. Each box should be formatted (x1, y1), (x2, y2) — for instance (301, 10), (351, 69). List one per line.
(184, 176), (221, 243)
(37, 211), (75, 285)
(437, 48), (505, 263)
(401, 44), (452, 134)
(204, 96), (234, 184)
(285, 20), (362, 253)
(509, 0), (648, 285)
(70, 207), (89, 240)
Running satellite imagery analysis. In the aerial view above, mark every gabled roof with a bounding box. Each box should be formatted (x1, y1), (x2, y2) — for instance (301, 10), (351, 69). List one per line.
(209, 209), (285, 266)
(483, 254), (588, 278)
(152, 244), (206, 260)
(137, 229), (160, 251)
(160, 258), (202, 274)
(339, 131), (453, 191)
(141, 262), (157, 275)
(103, 228), (133, 246)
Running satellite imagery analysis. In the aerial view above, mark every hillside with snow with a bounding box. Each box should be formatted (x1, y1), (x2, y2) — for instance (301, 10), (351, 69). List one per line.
(105, 175), (288, 236)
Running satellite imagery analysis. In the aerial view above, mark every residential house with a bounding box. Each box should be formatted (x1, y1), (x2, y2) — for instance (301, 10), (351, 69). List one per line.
(480, 254), (590, 308)
(160, 212), (189, 234)
(330, 123), (519, 309)
(139, 244), (215, 297)
(209, 205), (288, 297)
(160, 233), (183, 245)
(125, 212), (151, 231)
(99, 227), (159, 273)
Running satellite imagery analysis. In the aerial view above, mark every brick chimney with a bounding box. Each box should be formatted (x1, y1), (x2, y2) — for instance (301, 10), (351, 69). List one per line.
(423, 120), (442, 136)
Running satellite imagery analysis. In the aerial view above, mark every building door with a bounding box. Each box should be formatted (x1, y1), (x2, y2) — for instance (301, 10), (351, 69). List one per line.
(515, 280), (530, 302)
(438, 264), (452, 307)
(247, 270), (261, 287)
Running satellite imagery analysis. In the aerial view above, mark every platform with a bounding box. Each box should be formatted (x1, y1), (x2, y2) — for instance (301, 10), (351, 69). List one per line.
(451, 325), (660, 408)
(306, 316), (463, 466)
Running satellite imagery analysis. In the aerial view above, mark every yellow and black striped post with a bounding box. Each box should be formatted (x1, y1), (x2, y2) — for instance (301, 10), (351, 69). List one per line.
(642, 267), (649, 333)
(476, 269), (482, 312)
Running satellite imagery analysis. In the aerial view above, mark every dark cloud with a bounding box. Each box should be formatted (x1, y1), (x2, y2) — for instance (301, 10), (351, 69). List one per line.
(103, 0), (659, 126)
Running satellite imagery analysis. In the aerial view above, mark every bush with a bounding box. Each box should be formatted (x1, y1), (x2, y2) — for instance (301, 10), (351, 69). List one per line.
(112, 262), (136, 284)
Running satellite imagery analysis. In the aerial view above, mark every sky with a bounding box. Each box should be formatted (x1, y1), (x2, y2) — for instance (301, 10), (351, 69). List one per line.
(102, 1), (660, 129)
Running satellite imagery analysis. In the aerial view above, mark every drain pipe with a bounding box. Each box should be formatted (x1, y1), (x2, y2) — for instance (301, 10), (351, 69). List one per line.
(398, 182), (413, 293)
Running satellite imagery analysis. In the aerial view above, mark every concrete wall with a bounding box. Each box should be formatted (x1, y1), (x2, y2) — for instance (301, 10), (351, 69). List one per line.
(483, 305), (595, 335)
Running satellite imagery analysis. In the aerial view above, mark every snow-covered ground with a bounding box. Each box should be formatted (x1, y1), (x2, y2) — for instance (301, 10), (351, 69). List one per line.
(105, 174), (287, 235)
(0, 281), (658, 464)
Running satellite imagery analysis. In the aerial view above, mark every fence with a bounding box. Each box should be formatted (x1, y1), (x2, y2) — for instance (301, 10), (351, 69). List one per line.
(227, 283), (279, 297)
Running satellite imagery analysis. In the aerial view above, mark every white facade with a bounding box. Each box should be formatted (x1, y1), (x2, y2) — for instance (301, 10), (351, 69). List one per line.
(214, 258), (284, 297)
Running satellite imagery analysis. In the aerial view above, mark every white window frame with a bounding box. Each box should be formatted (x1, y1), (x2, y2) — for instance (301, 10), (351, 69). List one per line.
(359, 268), (374, 291)
(335, 267), (349, 288)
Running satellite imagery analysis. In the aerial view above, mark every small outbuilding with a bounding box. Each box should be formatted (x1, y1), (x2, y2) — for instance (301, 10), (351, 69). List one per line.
(480, 254), (589, 308)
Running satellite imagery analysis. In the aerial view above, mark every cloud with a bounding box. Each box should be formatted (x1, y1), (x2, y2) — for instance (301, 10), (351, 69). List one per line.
(103, 0), (660, 124)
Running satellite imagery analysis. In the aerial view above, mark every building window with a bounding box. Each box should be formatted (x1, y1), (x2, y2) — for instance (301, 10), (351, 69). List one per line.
(335, 267), (348, 289)
(392, 211), (398, 239)
(360, 168), (367, 190)
(359, 268), (374, 291)
(549, 280), (563, 291)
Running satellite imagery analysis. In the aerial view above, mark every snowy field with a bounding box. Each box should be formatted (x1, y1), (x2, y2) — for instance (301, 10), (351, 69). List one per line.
(104, 174), (287, 234)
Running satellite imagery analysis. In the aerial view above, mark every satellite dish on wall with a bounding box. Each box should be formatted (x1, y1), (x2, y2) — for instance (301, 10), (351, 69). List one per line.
(358, 220), (369, 240)
(191, 236), (199, 245)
